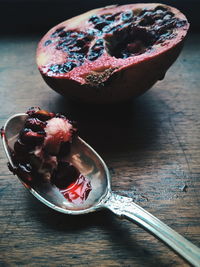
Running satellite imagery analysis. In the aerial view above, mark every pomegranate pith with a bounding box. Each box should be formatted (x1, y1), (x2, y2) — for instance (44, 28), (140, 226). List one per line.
(36, 3), (189, 103)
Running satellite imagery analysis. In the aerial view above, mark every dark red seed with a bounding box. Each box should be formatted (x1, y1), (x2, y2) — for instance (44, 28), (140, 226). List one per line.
(68, 45), (83, 53)
(87, 40), (104, 61)
(27, 107), (41, 116)
(87, 51), (100, 61)
(0, 126), (5, 138)
(101, 13), (117, 22)
(44, 40), (52, 46)
(16, 163), (33, 183)
(50, 64), (60, 73)
(94, 21), (110, 31)
(28, 154), (42, 170)
(20, 128), (45, 146)
(95, 39), (104, 46)
(25, 118), (47, 131)
(68, 53), (85, 63)
(121, 11), (133, 22)
(88, 15), (101, 24)
(57, 38), (76, 49)
(7, 162), (17, 174)
(51, 161), (80, 189)
(60, 62), (78, 73)
(176, 19), (187, 28)
(31, 109), (55, 121)
(58, 31), (67, 38)
(51, 27), (65, 38)
(76, 39), (87, 47)
(104, 24), (122, 34)
(71, 32), (80, 38)
(14, 139), (31, 155)
(87, 29), (98, 36)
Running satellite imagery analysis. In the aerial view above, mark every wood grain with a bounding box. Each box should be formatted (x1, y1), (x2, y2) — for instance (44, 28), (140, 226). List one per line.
(0, 33), (200, 266)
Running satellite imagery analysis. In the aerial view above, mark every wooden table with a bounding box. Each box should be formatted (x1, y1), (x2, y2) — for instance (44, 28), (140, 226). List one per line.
(0, 32), (199, 267)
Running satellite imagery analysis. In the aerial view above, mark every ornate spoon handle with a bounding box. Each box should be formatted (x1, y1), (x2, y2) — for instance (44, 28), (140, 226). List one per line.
(103, 192), (200, 267)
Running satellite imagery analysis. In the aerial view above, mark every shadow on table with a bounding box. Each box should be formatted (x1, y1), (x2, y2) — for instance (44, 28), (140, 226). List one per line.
(25, 177), (171, 267)
(47, 91), (166, 156)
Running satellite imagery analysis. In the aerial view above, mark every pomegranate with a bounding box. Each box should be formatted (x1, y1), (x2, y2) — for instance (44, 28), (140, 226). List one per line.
(36, 3), (189, 103)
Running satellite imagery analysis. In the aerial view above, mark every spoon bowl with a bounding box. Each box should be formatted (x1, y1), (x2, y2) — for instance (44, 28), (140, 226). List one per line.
(2, 113), (110, 214)
(1, 113), (200, 266)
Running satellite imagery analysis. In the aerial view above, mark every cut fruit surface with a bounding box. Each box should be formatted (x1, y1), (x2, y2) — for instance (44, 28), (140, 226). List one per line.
(36, 3), (189, 103)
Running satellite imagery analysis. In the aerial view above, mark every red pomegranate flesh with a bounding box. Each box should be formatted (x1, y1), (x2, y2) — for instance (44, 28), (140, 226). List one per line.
(36, 3), (189, 103)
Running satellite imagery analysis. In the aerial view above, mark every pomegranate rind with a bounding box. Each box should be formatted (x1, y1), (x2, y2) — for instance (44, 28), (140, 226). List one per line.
(36, 3), (189, 103)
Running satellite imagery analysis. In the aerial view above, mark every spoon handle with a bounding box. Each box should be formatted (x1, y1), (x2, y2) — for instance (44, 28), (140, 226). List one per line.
(104, 192), (200, 266)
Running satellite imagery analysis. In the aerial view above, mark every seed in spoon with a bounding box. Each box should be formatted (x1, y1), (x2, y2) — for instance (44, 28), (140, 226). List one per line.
(11, 107), (92, 203)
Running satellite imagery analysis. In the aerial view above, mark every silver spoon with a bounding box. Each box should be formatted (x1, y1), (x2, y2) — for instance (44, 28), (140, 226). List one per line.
(1, 113), (200, 266)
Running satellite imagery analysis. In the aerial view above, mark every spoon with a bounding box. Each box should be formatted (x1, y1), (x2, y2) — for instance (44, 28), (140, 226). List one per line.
(1, 113), (200, 266)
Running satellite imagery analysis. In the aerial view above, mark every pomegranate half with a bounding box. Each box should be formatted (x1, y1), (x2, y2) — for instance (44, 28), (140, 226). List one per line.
(36, 3), (189, 103)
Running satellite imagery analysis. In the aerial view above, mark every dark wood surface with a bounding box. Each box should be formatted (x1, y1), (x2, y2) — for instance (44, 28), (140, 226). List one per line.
(0, 32), (200, 267)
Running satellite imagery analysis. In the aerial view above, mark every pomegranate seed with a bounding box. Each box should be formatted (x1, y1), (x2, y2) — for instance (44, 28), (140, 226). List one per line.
(16, 163), (33, 183)
(20, 128), (45, 146)
(32, 109), (55, 121)
(51, 161), (80, 189)
(25, 118), (47, 131)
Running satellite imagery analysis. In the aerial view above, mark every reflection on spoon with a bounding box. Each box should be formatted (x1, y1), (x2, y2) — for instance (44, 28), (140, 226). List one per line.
(1, 113), (200, 266)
